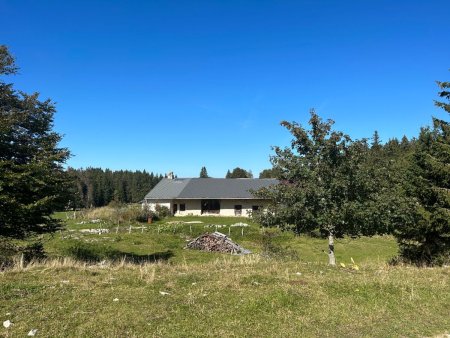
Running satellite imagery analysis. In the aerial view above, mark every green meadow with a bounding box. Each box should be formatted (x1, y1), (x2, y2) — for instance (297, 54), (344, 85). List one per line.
(1, 212), (448, 337)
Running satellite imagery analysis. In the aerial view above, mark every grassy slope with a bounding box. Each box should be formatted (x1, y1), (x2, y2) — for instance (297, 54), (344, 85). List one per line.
(1, 214), (449, 337)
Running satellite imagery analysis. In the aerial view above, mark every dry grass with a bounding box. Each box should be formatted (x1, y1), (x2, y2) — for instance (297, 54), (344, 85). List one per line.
(1, 256), (449, 337)
(82, 206), (117, 220)
(1, 213), (448, 337)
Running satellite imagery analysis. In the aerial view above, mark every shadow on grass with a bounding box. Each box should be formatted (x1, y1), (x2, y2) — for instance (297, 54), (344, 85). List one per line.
(115, 250), (174, 263)
(65, 242), (174, 263)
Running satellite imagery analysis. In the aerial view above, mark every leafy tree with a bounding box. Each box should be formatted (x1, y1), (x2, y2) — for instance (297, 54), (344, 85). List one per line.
(199, 166), (209, 178)
(0, 45), (70, 239)
(395, 79), (450, 265)
(259, 168), (281, 178)
(253, 110), (402, 265)
(226, 167), (253, 178)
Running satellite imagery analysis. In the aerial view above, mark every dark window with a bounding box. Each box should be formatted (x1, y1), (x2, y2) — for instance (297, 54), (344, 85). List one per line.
(234, 205), (242, 216)
(252, 205), (259, 211)
(180, 203), (186, 211)
(201, 199), (220, 214)
(173, 204), (178, 214)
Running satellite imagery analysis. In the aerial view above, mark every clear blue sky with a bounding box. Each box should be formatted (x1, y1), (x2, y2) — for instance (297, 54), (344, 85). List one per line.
(2, 0), (449, 177)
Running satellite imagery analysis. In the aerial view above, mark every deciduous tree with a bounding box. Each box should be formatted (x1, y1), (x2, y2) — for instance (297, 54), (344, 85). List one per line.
(226, 167), (252, 178)
(253, 110), (408, 265)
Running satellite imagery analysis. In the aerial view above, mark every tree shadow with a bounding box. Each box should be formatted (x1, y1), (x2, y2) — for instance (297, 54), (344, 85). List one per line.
(65, 242), (174, 264)
(111, 250), (174, 263)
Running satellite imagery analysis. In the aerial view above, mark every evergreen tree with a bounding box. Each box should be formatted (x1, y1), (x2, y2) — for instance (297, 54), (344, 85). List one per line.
(0, 46), (70, 239)
(396, 79), (450, 265)
(352, 136), (416, 236)
(371, 130), (382, 151)
(199, 166), (209, 178)
(67, 167), (163, 207)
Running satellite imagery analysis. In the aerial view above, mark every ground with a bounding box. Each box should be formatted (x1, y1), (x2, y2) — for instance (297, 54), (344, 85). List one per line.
(0, 213), (449, 337)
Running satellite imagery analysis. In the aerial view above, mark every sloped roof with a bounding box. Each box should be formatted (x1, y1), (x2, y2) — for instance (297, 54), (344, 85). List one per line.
(144, 178), (191, 199)
(144, 178), (278, 200)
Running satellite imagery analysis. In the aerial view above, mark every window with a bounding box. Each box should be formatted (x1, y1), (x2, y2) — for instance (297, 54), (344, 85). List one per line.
(252, 205), (259, 211)
(180, 203), (186, 211)
(234, 205), (242, 216)
(201, 199), (220, 214)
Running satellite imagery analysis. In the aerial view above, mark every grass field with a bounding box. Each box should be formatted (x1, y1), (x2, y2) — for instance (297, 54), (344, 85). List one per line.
(1, 212), (449, 337)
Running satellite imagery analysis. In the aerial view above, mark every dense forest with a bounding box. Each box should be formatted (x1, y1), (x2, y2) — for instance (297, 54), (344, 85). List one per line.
(67, 168), (163, 208)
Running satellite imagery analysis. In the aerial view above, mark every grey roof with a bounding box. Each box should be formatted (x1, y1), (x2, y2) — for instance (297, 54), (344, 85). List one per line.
(144, 178), (278, 200)
(144, 178), (191, 199)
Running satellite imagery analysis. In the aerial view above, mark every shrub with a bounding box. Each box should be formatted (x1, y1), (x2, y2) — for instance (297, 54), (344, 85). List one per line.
(155, 205), (170, 219)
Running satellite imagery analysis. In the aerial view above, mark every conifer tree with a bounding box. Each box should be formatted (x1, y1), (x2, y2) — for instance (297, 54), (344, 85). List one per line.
(199, 166), (209, 178)
(0, 46), (70, 239)
(396, 79), (450, 265)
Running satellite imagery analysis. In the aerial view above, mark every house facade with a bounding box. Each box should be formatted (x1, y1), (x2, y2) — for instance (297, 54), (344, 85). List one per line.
(143, 177), (278, 217)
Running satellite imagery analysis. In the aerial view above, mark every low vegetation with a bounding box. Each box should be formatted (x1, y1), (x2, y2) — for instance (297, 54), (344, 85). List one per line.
(1, 212), (449, 337)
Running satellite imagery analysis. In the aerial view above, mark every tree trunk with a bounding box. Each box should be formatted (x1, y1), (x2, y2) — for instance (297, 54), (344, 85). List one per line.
(328, 231), (336, 266)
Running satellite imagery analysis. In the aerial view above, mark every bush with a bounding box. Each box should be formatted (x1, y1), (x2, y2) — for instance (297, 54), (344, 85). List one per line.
(155, 205), (170, 219)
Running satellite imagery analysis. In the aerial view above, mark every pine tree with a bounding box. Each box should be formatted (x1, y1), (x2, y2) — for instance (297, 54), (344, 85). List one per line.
(395, 79), (450, 265)
(199, 166), (209, 178)
(0, 46), (70, 239)
(371, 130), (382, 151)
(225, 170), (231, 178)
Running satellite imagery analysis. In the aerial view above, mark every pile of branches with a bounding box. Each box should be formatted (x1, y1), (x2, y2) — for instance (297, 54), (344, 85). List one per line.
(186, 232), (251, 255)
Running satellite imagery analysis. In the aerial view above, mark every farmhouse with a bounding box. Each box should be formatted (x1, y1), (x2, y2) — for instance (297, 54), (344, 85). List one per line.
(143, 176), (278, 217)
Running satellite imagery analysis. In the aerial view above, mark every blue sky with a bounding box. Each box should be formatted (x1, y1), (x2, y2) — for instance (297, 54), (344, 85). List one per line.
(2, 0), (449, 177)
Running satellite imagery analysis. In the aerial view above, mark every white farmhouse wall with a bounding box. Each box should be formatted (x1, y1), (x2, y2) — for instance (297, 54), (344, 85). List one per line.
(173, 200), (202, 216)
(172, 199), (267, 217)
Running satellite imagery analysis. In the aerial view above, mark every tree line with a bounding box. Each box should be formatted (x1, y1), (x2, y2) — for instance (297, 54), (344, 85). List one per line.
(1, 44), (448, 266)
(67, 168), (163, 208)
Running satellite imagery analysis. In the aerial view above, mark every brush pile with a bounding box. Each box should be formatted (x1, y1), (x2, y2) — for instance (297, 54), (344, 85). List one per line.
(186, 232), (251, 255)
